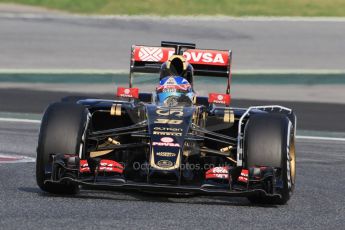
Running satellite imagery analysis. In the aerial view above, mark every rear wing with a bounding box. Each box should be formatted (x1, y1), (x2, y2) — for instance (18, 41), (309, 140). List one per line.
(129, 41), (232, 94)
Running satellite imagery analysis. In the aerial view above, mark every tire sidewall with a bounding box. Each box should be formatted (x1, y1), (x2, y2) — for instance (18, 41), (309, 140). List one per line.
(277, 119), (294, 203)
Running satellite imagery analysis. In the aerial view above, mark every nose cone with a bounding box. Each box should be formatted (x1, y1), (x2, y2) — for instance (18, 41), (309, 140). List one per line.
(145, 105), (195, 172)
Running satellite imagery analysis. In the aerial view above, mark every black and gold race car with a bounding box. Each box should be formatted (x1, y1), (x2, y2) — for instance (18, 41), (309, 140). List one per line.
(36, 41), (296, 204)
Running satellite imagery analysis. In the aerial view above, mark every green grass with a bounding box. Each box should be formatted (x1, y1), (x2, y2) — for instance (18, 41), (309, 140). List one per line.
(1, 0), (345, 16)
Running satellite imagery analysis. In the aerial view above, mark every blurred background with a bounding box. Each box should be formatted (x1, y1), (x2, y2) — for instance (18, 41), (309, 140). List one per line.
(0, 0), (344, 132)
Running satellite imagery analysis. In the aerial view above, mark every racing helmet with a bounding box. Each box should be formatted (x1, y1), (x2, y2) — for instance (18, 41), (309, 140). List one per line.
(159, 55), (194, 86)
(156, 76), (194, 106)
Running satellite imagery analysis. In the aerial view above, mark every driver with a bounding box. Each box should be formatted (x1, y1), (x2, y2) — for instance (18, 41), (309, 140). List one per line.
(156, 76), (194, 107)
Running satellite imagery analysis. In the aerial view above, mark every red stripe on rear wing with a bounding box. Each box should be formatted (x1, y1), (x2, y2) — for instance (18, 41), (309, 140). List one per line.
(132, 46), (229, 66)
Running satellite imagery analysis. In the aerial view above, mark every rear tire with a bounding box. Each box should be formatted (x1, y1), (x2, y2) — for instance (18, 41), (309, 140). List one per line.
(36, 102), (88, 194)
(244, 113), (296, 205)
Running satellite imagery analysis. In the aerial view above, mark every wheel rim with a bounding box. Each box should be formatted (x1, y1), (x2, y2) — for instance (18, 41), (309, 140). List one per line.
(290, 134), (296, 186)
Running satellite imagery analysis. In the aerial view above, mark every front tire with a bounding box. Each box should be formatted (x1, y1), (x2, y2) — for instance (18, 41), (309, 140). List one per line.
(244, 113), (296, 205)
(36, 102), (88, 194)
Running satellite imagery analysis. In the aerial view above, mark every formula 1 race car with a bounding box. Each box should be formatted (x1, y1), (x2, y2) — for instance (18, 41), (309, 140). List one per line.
(36, 41), (296, 204)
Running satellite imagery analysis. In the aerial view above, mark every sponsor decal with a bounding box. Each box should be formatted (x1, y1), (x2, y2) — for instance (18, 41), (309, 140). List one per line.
(79, 159), (124, 174)
(153, 131), (182, 136)
(156, 108), (184, 117)
(133, 46), (174, 62)
(238, 169), (249, 183)
(157, 160), (174, 168)
(153, 126), (183, 136)
(165, 77), (177, 85)
(205, 166), (230, 180)
(163, 88), (176, 93)
(154, 127), (182, 131)
(157, 84), (191, 92)
(161, 137), (174, 143)
(156, 152), (176, 157)
(183, 49), (229, 66)
(154, 119), (183, 125)
(208, 93), (231, 105)
(287, 134), (292, 189)
(117, 87), (139, 98)
(138, 47), (163, 62)
(152, 142), (180, 147)
(150, 149), (181, 170)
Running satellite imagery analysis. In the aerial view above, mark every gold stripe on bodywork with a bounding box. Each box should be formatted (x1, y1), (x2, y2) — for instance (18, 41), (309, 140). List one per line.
(90, 150), (113, 158)
(223, 109), (234, 123)
(192, 96), (197, 104)
(110, 104), (122, 116)
(110, 104), (116, 116)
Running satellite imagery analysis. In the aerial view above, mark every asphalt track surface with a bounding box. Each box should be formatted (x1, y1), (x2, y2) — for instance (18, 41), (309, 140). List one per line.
(0, 14), (345, 70)
(1, 88), (345, 132)
(0, 120), (344, 229)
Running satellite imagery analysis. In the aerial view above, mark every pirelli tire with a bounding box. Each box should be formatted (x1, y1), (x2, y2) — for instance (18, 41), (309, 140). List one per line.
(244, 113), (296, 205)
(36, 102), (88, 194)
